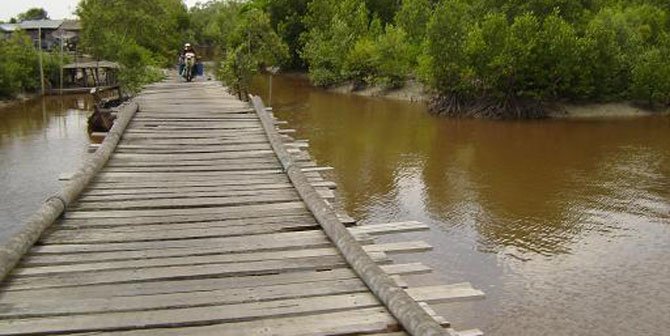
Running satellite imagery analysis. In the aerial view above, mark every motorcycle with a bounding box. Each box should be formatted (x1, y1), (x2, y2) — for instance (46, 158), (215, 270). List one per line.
(182, 51), (196, 82)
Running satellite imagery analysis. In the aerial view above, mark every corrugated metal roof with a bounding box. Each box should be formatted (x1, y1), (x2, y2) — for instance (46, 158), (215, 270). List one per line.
(59, 20), (81, 31)
(19, 20), (64, 30)
(0, 23), (20, 32)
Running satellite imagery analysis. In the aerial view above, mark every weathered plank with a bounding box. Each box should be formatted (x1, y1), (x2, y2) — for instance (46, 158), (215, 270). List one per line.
(348, 221), (430, 235)
(17, 242), (428, 275)
(0, 263), (431, 301)
(4, 253), (387, 290)
(9, 307), (400, 336)
(62, 201), (307, 219)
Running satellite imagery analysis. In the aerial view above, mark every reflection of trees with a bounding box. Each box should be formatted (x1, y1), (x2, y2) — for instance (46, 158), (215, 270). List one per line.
(423, 118), (670, 255)
(251, 74), (670, 256)
(0, 95), (93, 144)
(251, 74), (436, 219)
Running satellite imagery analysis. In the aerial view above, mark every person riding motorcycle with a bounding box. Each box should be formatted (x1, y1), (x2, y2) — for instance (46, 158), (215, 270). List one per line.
(179, 43), (197, 77)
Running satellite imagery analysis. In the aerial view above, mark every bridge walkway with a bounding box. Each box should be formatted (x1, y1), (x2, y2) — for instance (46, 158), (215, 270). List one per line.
(0, 78), (483, 335)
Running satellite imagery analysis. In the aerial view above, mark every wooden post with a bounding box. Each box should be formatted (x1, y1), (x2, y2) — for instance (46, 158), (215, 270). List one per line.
(38, 27), (45, 96)
(59, 37), (64, 95)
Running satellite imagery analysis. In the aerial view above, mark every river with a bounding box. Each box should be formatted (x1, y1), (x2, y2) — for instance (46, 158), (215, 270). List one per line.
(251, 74), (670, 335)
(0, 95), (93, 239)
(0, 77), (668, 335)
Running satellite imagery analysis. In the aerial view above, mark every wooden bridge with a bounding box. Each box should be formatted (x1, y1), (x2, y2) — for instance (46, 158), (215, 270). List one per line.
(0, 77), (484, 335)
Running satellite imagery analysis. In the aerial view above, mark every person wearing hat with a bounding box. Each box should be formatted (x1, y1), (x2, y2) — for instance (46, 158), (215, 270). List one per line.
(178, 43), (197, 77)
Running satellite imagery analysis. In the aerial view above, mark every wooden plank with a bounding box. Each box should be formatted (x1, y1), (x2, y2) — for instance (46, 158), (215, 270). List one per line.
(0, 292), (388, 334)
(85, 177), (293, 190)
(0, 263), (430, 302)
(348, 221), (429, 235)
(62, 201), (307, 219)
(48, 208), (312, 229)
(110, 150), (279, 161)
(79, 183), (295, 198)
(55, 307), (400, 336)
(18, 242), (424, 273)
(30, 230), (343, 254)
(364, 241), (432, 254)
(98, 163), (285, 173)
(67, 192), (302, 211)
(53, 212), (312, 230)
(94, 169), (286, 180)
(4, 253), (385, 291)
(105, 156), (284, 166)
(406, 284), (486, 303)
(40, 219), (318, 244)
(0, 283), (471, 335)
(28, 235), (418, 268)
(0, 278), (371, 319)
(14, 247), (388, 277)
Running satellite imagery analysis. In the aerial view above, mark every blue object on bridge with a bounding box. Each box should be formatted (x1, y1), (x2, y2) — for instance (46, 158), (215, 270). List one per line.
(196, 63), (204, 76)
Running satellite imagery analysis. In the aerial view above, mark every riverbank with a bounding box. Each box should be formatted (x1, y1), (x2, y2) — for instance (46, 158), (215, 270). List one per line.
(0, 93), (38, 110)
(327, 79), (670, 119)
(550, 102), (670, 118)
(329, 79), (428, 103)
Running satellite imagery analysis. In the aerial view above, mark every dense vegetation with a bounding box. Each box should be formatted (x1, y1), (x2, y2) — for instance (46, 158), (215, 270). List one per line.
(4, 1), (670, 117)
(76, 0), (190, 92)
(188, 0), (670, 117)
(186, 1), (288, 99)
(0, 33), (64, 99)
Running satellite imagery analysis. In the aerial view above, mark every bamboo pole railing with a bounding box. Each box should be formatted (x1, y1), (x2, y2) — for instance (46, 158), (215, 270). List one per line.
(250, 95), (456, 336)
(0, 101), (139, 281)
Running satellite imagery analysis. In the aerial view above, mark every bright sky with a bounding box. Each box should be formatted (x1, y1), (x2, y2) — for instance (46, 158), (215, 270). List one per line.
(2, 0), (201, 21)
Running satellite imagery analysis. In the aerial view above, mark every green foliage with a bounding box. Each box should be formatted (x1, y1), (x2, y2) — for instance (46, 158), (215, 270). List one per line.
(372, 25), (412, 88)
(421, 0), (472, 94)
(0, 33), (39, 97)
(302, 0), (371, 86)
(188, 0), (243, 51)
(218, 9), (289, 98)
(365, 0), (402, 25)
(301, 0), (411, 89)
(395, 0), (432, 45)
(630, 36), (670, 106)
(417, 0), (670, 115)
(0, 32), (74, 98)
(77, 0), (188, 91)
(254, 0), (310, 69)
(17, 8), (49, 21)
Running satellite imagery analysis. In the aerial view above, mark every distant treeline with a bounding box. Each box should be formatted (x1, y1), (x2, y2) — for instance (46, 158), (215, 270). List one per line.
(8, 1), (667, 116)
(186, 0), (670, 118)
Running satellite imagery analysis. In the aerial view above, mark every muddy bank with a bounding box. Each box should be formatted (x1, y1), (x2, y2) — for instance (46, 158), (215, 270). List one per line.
(296, 74), (670, 119)
(550, 102), (670, 118)
(0, 94), (38, 110)
(328, 80), (428, 103)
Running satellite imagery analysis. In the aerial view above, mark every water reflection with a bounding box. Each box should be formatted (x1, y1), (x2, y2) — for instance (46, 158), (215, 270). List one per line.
(251, 74), (670, 335)
(0, 95), (93, 240)
(254, 75), (670, 255)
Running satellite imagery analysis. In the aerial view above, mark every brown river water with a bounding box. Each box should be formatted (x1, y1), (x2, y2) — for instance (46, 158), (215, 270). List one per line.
(0, 95), (93, 239)
(0, 76), (668, 335)
(250, 74), (670, 335)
